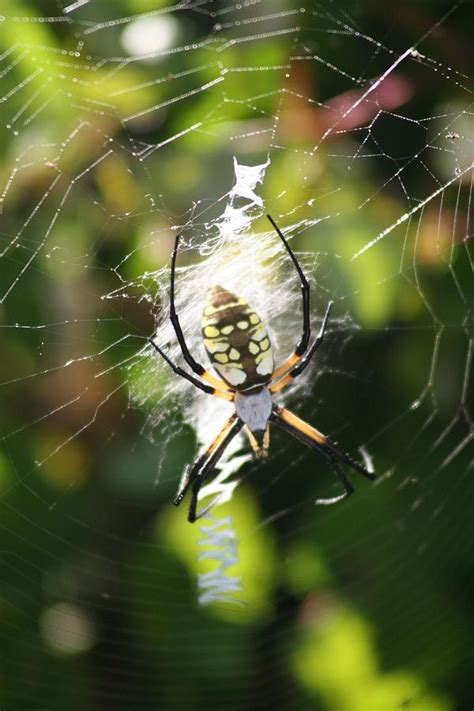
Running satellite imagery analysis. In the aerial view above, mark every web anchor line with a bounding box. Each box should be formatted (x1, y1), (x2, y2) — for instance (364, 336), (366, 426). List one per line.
(351, 162), (474, 260)
(63, 0), (92, 13)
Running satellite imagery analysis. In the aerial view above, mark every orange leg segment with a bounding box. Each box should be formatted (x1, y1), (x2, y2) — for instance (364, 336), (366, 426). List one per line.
(276, 406), (327, 446)
(269, 373), (294, 394)
(201, 369), (234, 393)
(271, 352), (301, 381)
(211, 388), (235, 402)
(175, 414), (238, 506)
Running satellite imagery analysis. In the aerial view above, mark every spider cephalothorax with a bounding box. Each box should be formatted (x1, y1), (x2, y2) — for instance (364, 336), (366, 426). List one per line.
(149, 214), (375, 522)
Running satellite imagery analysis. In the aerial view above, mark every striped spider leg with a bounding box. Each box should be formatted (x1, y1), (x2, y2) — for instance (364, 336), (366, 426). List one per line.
(265, 215), (373, 501)
(266, 213), (311, 379)
(175, 415), (244, 523)
(266, 213), (331, 383)
(269, 406), (375, 505)
(149, 337), (242, 522)
(269, 298), (333, 395)
(168, 233), (234, 394)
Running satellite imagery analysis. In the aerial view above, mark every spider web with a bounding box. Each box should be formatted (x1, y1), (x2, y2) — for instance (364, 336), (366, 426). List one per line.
(0, 1), (472, 709)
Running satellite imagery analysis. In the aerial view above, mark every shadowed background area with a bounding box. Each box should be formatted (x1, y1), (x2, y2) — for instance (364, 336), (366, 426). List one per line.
(0, 1), (472, 710)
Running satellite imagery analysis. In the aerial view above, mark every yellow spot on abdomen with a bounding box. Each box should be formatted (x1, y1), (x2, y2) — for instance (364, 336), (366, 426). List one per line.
(249, 313), (260, 325)
(204, 326), (220, 338)
(260, 338), (270, 351)
(252, 326), (266, 342)
(249, 341), (260, 355)
(229, 348), (240, 361)
(221, 325), (234, 335)
(256, 351), (273, 375)
(237, 320), (249, 330)
(214, 353), (229, 364)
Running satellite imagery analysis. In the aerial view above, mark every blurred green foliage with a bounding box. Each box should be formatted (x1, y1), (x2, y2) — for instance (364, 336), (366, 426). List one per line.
(0, 1), (472, 710)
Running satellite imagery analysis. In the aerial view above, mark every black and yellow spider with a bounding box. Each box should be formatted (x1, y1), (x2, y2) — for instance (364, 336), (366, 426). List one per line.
(150, 214), (375, 522)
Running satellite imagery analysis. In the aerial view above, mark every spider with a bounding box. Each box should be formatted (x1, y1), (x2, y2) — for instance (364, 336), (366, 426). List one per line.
(149, 214), (375, 522)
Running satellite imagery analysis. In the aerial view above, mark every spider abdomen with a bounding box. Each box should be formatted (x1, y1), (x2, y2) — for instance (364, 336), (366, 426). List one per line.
(202, 285), (274, 390)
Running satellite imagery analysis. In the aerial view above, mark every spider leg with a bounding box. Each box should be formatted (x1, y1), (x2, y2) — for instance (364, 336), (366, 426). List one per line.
(175, 414), (239, 505)
(174, 414), (244, 523)
(270, 300), (332, 393)
(274, 406), (374, 480)
(149, 339), (234, 401)
(169, 234), (232, 392)
(313, 450), (355, 505)
(269, 406), (375, 503)
(269, 407), (353, 503)
(266, 214), (311, 371)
